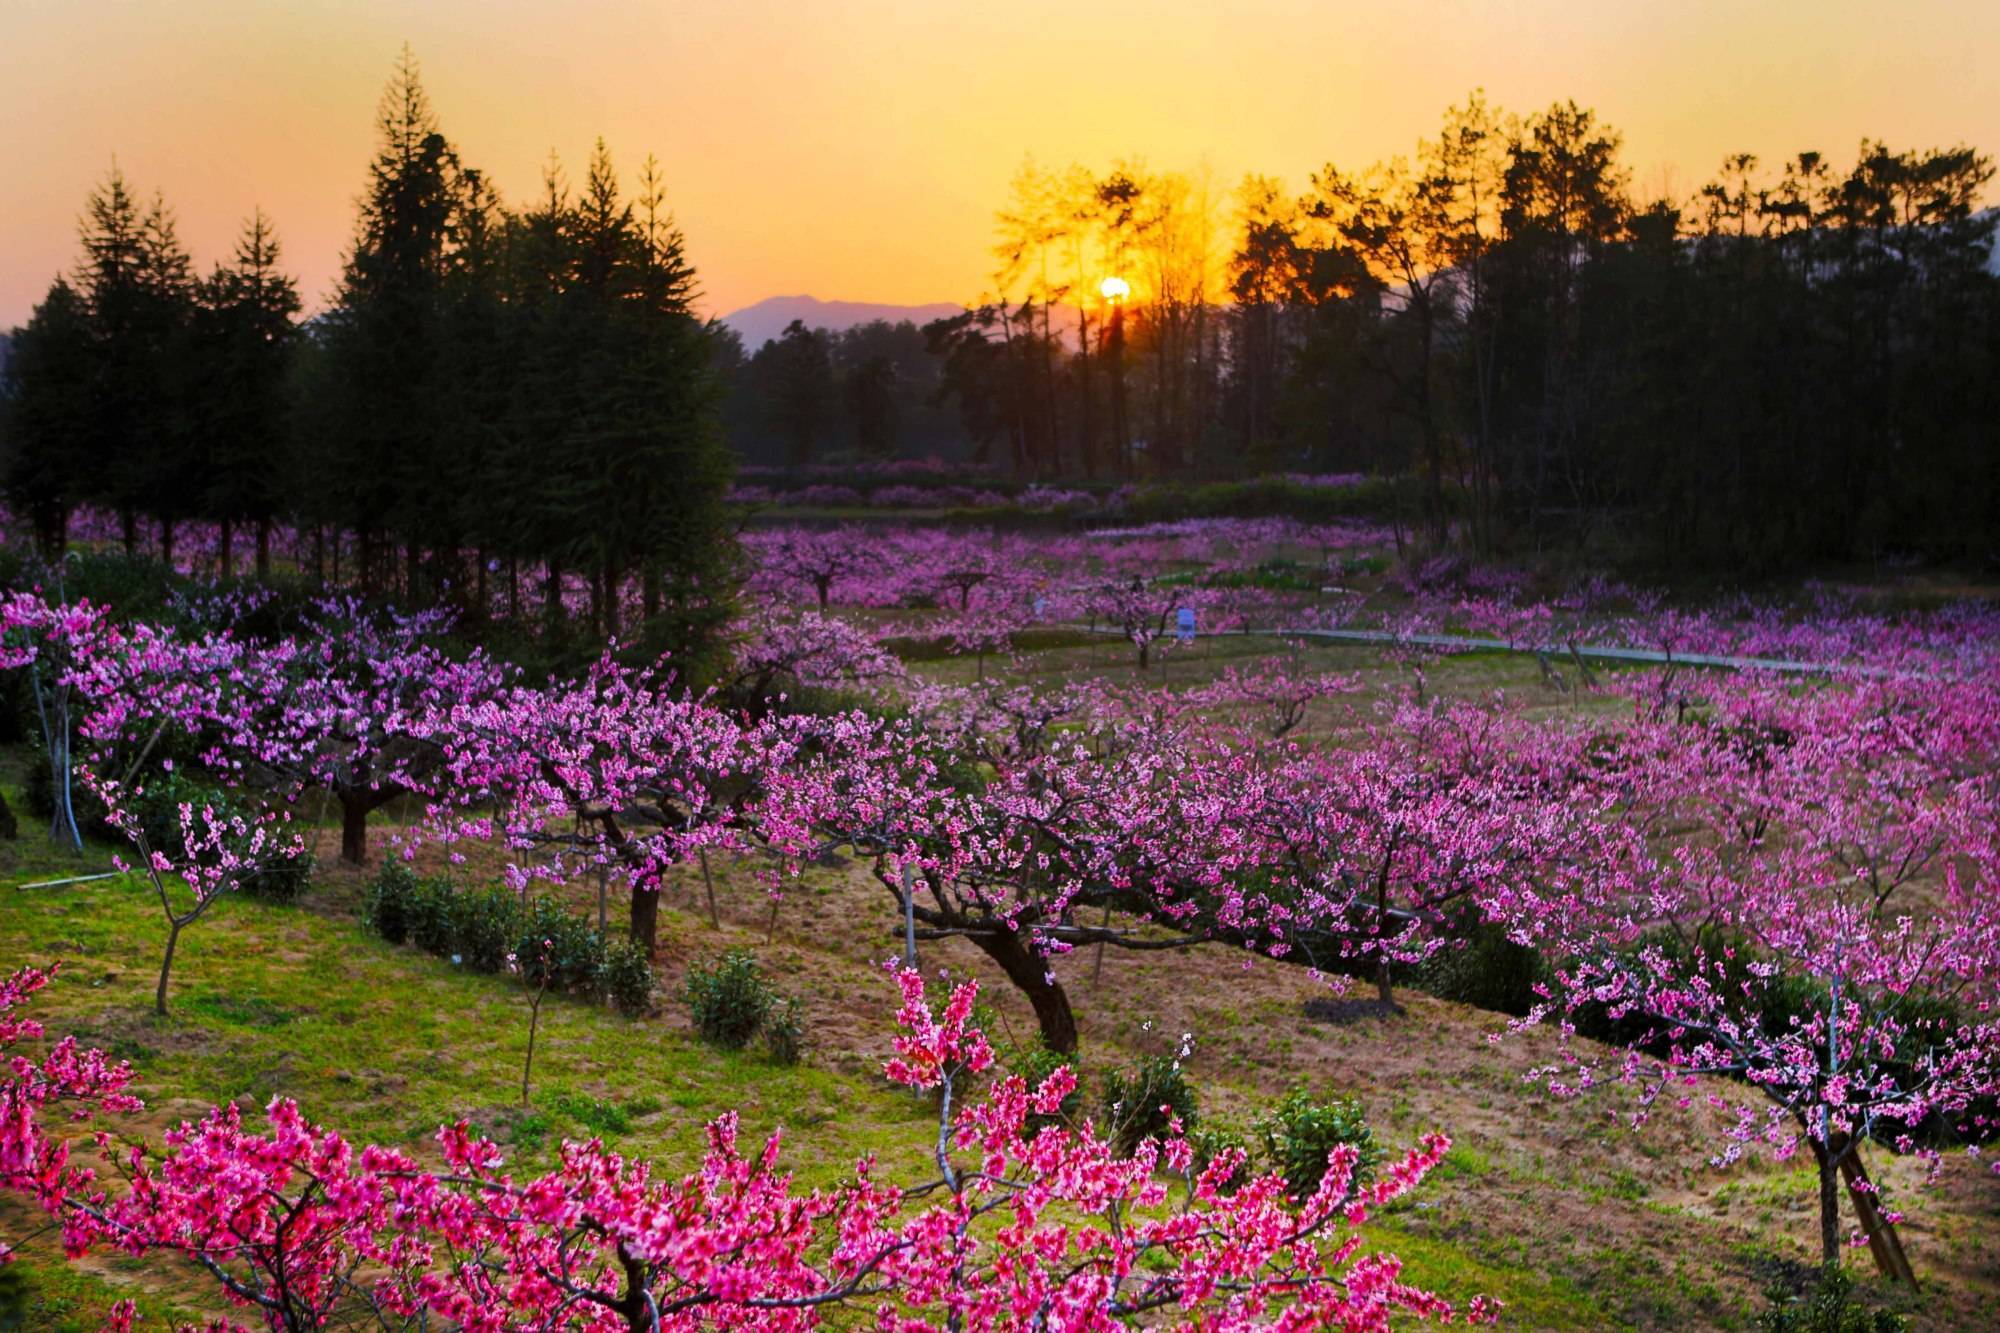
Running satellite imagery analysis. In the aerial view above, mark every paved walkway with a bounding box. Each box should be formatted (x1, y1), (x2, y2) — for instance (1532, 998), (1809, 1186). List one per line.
(1085, 623), (1909, 679)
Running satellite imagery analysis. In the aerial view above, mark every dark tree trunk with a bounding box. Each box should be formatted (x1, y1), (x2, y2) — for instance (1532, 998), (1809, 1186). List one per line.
(160, 518), (175, 568)
(256, 518), (272, 580)
(545, 559), (566, 632)
(340, 793), (371, 865)
(1813, 1137), (1842, 1269)
(1833, 1135), (1916, 1285)
(218, 519), (233, 578)
(967, 927), (1078, 1054)
(629, 887), (659, 958)
(602, 558), (619, 638)
(155, 918), (183, 1016)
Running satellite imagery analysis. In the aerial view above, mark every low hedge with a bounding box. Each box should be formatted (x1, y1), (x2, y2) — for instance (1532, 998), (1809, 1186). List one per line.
(364, 863), (654, 1016)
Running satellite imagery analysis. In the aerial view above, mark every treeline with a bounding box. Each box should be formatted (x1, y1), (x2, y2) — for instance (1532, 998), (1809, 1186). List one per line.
(714, 318), (964, 467)
(940, 100), (2000, 568)
(0, 50), (734, 660)
(6, 70), (1997, 576)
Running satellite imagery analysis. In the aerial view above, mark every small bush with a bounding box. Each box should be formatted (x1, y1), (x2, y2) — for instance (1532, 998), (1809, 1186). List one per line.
(599, 940), (656, 1016)
(683, 950), (774, 1049)
(1254, 1087), (1381, 1202)
(241, 843), (314, 903)
(1416, 917), (1549, 1016)
(1757, 1265), (1907, 1333)
(363, 862), (421, 944)
(1101, 1055), (1198, 1157)
(406, 877), (460, 958)
(451, 886), (521, 972)
(763, 996), (806, 1066)
(985, 1020), (1080, 1137)
(122, 773), (313, 903)
(518, 898), (602, 992)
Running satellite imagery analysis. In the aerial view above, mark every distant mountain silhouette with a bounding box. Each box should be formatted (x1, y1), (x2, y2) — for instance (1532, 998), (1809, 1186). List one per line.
(720, 295), (965, 349)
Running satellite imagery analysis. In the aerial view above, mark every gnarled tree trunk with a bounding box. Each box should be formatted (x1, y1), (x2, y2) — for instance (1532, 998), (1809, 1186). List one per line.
(965, 927), (1078, 1054)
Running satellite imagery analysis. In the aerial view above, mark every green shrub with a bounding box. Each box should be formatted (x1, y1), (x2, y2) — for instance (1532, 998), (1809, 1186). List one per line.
(599, 940), (656, 1017)
(362, 865), (655, 1015)
(763, 996), (806, 1065)
(241, 845), (315, 903)
(1101, 1055), (1198, 1156)
(1757, 1265), (1907, 1333)
(985, 1023), (1080, 1136)
(1254, 1087), (1381, 1202)
(449, 886), (520, 972)
(363, 862), (422, 944)
(1186, 1121), (1254, 1192)
(519, 898), (603, 992)
(1415, 918), (1549, 1016)
(406, 877), (460, 958)
(119, 773), (313, 903)
(683, 950), (774, 1049)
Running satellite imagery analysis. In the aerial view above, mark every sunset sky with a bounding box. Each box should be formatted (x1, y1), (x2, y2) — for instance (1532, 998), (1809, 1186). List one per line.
(4, 0), (1997, 329)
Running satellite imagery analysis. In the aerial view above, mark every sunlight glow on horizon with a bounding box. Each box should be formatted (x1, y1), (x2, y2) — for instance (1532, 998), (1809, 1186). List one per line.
(2, 0), (1996, 329)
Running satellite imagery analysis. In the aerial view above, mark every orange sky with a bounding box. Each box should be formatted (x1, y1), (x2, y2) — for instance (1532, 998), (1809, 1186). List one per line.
(4, 0), (1996, 328)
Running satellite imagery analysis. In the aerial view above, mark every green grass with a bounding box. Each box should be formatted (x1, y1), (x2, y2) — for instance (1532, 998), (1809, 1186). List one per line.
(0, 1255), (202, 1332)
(0, 872), (928, 1178)
(1363, 1215), (1615, 1328)
(0, 831), (947, 1321)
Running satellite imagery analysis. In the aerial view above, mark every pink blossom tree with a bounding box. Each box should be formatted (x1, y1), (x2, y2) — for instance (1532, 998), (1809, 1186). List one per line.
(1503, 676), (2000, 1273)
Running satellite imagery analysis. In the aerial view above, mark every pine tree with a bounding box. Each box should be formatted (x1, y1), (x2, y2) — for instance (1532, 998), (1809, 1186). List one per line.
(1, 280), (96, 553)
(319, 46), (470, 597)
(74, 167), (197, 548)
(194, 210), (300, 577)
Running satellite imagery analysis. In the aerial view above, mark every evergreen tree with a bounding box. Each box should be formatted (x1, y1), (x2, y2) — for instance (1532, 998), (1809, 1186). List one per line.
(317, 46), (472, 597)
(193, 210), (300, 577)
(843, 354), (899, 458)
(757, 320), (835, 466)
(1, 280), (96, 553)
(74, 168), (197, 551)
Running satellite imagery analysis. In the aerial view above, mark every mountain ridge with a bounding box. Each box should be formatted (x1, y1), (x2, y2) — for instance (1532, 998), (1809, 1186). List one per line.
(719, 294), (965, 349)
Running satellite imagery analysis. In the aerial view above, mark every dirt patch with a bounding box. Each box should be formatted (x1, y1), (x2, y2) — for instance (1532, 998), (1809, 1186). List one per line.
(1302, 995), (1406, 1025)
